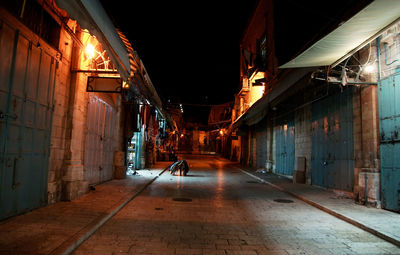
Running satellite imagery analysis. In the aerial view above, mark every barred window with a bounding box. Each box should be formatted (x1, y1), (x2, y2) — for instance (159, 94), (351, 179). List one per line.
(2, 0), (61, 49)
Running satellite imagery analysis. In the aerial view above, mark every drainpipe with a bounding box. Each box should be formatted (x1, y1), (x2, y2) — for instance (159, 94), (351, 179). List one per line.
(375, 37), (380, 206)
(376, 37), (381, 81)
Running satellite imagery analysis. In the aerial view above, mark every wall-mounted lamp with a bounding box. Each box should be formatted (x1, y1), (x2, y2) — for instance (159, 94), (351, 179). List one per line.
(363, 64), (375, 73)
(122, 81), (129, 89)
(85, 43), (96, 60)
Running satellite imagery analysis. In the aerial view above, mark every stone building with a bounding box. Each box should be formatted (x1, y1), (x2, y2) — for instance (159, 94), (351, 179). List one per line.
(229, 0), (400, 211)
(0, 0), (173, 220)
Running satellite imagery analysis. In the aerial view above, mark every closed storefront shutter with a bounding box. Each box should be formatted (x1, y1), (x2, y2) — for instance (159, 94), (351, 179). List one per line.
(378, 72), (400, 211)
(84, 95), (116, 185)
(0, 22), (56, 219)
(256, 120), (268, 169)
(311, 87), (354, 191)
(275, 113), (295, 176)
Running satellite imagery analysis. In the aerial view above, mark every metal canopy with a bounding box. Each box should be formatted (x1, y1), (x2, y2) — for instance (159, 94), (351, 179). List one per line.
(280, 0), (400, 69)
(233, 67), (315, 127)
(55, 0), (131, 81)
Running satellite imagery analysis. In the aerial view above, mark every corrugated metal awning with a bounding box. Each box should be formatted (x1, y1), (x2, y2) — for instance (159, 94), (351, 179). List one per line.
(233, 67), (315, 128)
(55, 0), (131, 81)
(117, 31), (177, 131)
(280, 0), (400, 68)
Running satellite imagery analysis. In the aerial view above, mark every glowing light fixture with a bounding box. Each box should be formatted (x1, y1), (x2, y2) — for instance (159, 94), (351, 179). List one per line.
(122, 81), (129, 89)
(364, 64), (375, 73)
(86, 43), (96, 59)
(219, 130), (224, 135)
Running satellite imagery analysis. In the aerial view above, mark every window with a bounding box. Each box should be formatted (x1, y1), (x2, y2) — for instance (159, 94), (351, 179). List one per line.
(256, 34), (267, 70)
(2, 0), (61, 49)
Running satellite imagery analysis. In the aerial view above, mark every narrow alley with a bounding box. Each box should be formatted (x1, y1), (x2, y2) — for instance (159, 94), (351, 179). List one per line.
(0, 155), (400, 255)
(1, 1), (400, 254)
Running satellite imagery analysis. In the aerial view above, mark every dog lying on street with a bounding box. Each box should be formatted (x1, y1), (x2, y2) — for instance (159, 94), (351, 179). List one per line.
(169, 160), (189, 176)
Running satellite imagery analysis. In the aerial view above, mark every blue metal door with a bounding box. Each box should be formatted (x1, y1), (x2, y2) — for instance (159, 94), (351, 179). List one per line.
(275, 113), (295, 175)
(240, 134), (249, 166)
(256, 120), (267, 169)
(378, 72), (400, 212)
(0, 22), (56, 219)
(311, 88), (354, 191)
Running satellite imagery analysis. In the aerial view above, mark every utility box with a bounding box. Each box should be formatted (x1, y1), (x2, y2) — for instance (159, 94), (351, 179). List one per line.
(293, 157), (306, 184)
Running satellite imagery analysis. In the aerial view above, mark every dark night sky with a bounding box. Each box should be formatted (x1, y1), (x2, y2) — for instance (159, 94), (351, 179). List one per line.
(100, 0), (370, 124)
(100, 0), (257, 123)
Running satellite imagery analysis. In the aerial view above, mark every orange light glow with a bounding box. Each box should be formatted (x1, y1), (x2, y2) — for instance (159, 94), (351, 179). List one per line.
(122, 81), (129, 89)
(85, 43), (95, 59)
(219, 130), (224, 135)
(180, 134), (184, 138)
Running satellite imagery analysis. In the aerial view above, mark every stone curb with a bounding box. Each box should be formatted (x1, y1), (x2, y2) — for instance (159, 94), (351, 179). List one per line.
(239, 168), (400, 248)
(49, 166), (170, 255)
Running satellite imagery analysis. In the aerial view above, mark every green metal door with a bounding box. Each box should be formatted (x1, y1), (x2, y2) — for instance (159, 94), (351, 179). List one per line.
(311, 88), (354, 191)
(275, 113), (295, 176)
(256, 120), (267, 169)
(0, 22), (56, 219)
(378, 72), (400, 212)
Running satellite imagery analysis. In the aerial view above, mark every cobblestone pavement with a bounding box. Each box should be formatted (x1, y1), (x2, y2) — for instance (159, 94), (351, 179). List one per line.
(73, 155), (400, 255)
(244, 169), (400, 248)
(0, 162), (170, 255)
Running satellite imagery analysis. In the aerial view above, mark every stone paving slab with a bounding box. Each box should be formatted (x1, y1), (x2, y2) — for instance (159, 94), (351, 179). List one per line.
(0, 162), (171, 255)
(72, 157), (400, 255)
(240, 168), (400, 248)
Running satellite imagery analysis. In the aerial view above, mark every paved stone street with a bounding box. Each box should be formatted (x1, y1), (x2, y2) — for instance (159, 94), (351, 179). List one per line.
(0, 163), (170, 255)
(73, 155), (400, 255)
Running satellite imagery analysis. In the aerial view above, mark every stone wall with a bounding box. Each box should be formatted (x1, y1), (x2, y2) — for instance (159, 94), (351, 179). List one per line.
(353, 85), (380, 205)
(294, 105), (312, 184)
(47, 21), (74, 204)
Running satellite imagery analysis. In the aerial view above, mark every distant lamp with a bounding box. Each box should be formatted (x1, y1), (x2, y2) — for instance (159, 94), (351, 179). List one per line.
(364, 64), (375, 73)
(219, 130), (224, 136)
(180, 134), (184, 138)
(85, 43), (96, 60)
(122, 81), (129, 89)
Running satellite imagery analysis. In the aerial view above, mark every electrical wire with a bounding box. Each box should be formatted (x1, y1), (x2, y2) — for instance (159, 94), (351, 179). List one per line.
(361, 42), (372, 66)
